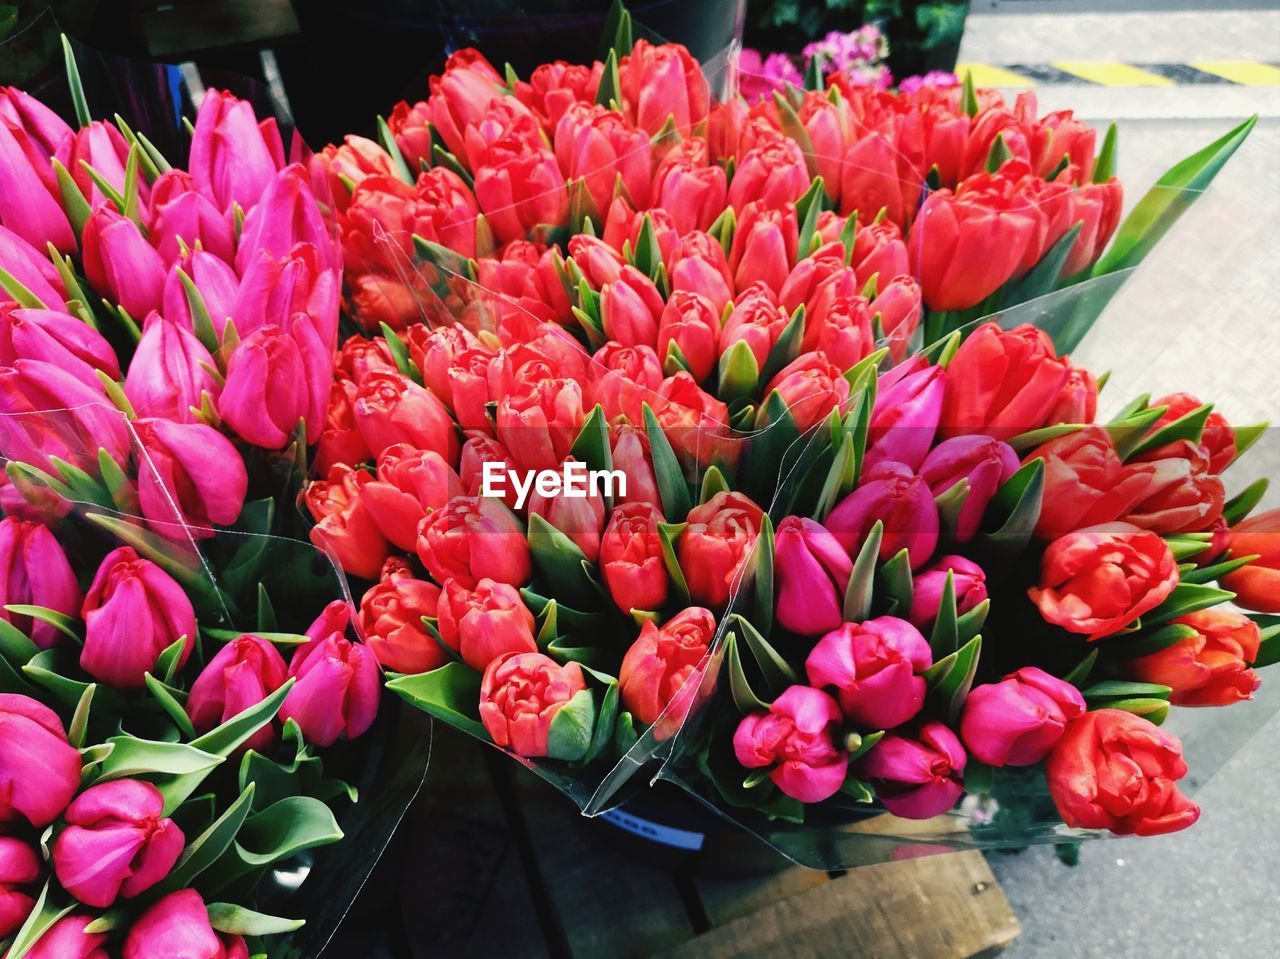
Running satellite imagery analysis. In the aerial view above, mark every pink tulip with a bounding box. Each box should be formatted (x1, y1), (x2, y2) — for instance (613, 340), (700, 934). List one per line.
(0, 835), (38, 937)
(0, 224), (66, 309)
(919, 434), (1021, 542)
(763, 350), (852, 432)
(727, 136), (811, 211)
(859, 722), (966, 819)
(825, 461), (939, 569)
(733, 685), (848, 803)
(52, 779), (185, 908)
(526, 459), (607, 562)
(362, 444), (463, 552)
(554, 101), (652, 215)
(0, 358), (131, 472)
(0, 307), (120, 388)
(188, 89), (286, 211)
(668, 231), (733, 311)
(236, 165), (337, 272)
(81, 546), (197, 688)
(0, 86), (72, 159)
(233, 242), (339, 345)
(160, 249), (240, 336)
(70, 121), (147, 209)
(134, 417), (247, 538)
(124, 890), (247, 959)
(961, 666), (1085, 767)
(806, 617), (932, 729)
(280, 629), (380, 747)
(721, 285), (789, 370)
(908, 555), (988, 631)
(0, 693), (82, 827)
(650, 157), (728, 235)
(601, 265), (664, 350)
(872, 275), (923, 361)
(416, 495), (532, 590)
(864, 357), (946, 473)
(124, 314), (220, 423)
(774, 516), (853, 636)
(0, 118), (75, 252)
(427, 49), (508, 160)
(23, 915), (108, 959)
(187, 635), (289, 753)
(219, 317), (332, 448)
(81, 205), (166, 319)
(147, 169), (235, 264)
(495, 375), (587, 474)
(0, 515), (82, 649)
(474, 147), (568, 244)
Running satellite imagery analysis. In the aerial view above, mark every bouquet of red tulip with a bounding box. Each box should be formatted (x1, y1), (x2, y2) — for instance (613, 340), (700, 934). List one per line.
(302, 8), (1273, 867)
(0, 47), (426, 958)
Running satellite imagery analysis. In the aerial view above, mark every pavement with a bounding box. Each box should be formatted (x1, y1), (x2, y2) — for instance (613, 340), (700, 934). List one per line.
(959, 3), (1280, 957)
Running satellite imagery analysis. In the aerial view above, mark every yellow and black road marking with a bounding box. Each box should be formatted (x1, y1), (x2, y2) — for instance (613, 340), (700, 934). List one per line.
(956, 60), (1280, 87)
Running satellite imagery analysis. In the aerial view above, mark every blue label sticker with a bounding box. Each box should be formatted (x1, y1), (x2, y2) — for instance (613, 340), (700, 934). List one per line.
(599, 808), (706, 850)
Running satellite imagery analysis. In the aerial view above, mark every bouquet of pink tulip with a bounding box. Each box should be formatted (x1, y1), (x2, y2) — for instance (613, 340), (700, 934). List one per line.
(300, 8), (1273, 866)
(0, 44), (427, 958)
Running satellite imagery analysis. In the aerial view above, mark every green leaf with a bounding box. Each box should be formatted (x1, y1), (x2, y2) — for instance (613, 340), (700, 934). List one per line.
(0, 266), (50, 310)
(0, 618), (38, 665)
(4, 881), (75, 959)
(1126, 402), (1213, 461)
(207, 903), (304, 937)
(843, 520), (883, 622)
(923, 634), (982, 721)
(642, 402), (693, 520)
(155, 634), (189, 685)
(928, 571), (959, 656)
(961, 68), (979, 116)
(877, 548), (914, 618)
(1230, 422), (1267, 465)
(656, 522), (692, 606)
(1093, 116), (1256, 277)
(234, 795), (343, 866)
(1001, 222), (1082, 300)
(956, 598), (989, 644)
(571, 404), (614, 479)
(724, 631), (767, 713)
(599, 0), (633, 60)
(528, 513), (599, 603)
(750, 515), (775, 637)
(934, 477), (970, 543)
(189, 678), (294, 758)
(145, 673), (196, 738)
(66, 682), (95, 749)
(158, 784), (256, 892)
(386, 663), (485, 739)
(1223, 478), (1268, 525)
(546, 687), (597, 761)
(376, 115), (415, 184)
(379, 322), (416, 380)
(794, 180), (826, 266)
(760, 305), (806, 386)
(984, 132), (1012, 173)
(584, 681), (619, 764)
(22, 649), (94, 708)
(93, 735), (223, 782)
(976, 459), (1043, 561)
(717, 339), (760, 403)
(61, 34), (91, 127)
(1107, 405), (1168, 460)
(1144, 583), (1236, 627)
(731, 613), (795, 699)
(1061, 649), (1098, 686)
(1093, 122), (1118, 183)
(596, 48), (622, 108)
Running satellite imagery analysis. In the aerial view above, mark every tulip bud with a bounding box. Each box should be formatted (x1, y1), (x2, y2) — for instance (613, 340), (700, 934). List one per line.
(620, 607), (715, 730)
(908, 555), (987, 632)
(187, 636), (289, 752)
(0, 86), (72, 159)
(727, 136), (810, 210)
(417, 495), (532, 590)
(479, 652), (588, 758)
(610, 423), (661, 507)
(619, 40), (710, 136)
(189, 89), (286, 211)
(23, 915), (108, 959)
(554, 102), (652, 215)
(960, 667), (1084, 767)
(427, 49), (508, 159)
(600, 502), (669, 614)
(358, 573), (444, 675)
(0, 835), (39, 937)
(0, 515), (82, 649)
(0, 693), (82, 827)
(657, 291), (720, 382)
(733, 685), (847, 803)
(160, 249), (240, 336)
(1025, 426), (1146, 541)
(437, 577), (537, 672)
(0, 118), (75, 252)
(840, 131), (922, 230)
(237, 166), (337, 273)
(774, 517), (853, 636)
(601, 265), (664, 350)
(81, 205), (167, 320)
(1046, 709), (1199, 836)
(51, 779), (185, 908)
(81, 547), (197, 688)
(1121, 443), (1225, 536)
(729, 201), (799, 295)
(0, 224), (67, 310)
(475, 147), (568, 245)
(147, 169), (234, 264)
(588, 341), (663, 425)
(763, 351), (853, 433)
(864, 358), (945, 473)
(1129, 610), (1262, 707)
(123, 314), (220, 424)
(721, 286), (789, 370)
(134, 418), (248, 539)
(219, 317), (332, 448)
(920, 434), (1020, 542)
(806, 617), (932, 729)
(233, 242), (340, 346)
(362, 444), (464, 552)
(515, 59), (604, 128)
(0, 307), (117, 390)
(526, 458), (607, 563)
(858, 722), (966, 819)
(281, 630), (380, 747)
(124, 890), (248, 959)
(459, 432), (518, 503)
(940, 323), (1072, 438)
(679, 491), (765, 608)
(495, 376), (587, 474)
(304, 464), (390, 581)
(872, 275), (923, 362)
(1221, 508), (1280, 613)
(851, 221), (911, 289)
(825, 461), (939, 569)
(1142, 392), (1236, 474)
(1029, 522), (1178, 640)
(0, 358), (131, 472)
(652, 372), (739, 471)
(668, 231), (734, 310)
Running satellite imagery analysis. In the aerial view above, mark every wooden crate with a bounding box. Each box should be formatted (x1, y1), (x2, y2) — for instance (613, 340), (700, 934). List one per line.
(397, 727), (1020, 959)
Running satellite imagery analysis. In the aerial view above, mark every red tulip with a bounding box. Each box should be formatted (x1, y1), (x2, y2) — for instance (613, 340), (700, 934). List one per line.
(721, 284), (789, 370)
(134, 417), (247, 539)
(495, 375), (587, 474)
(727, 136), (811, 211)
(305, 463), (390, 580)
(1143, 392), (1235, 474)
(0, 516), (80, 651)
(416, 495), (531, 589)
(146, 169), (234, 264)
(825, 461), (939, 569)
(437, 577), (536, 672)
(839, 130), (923, 229)
(0, 835), (39, 937)
(657, 290), (720, 382)
(601, 265), (664, 350)
(350, 371), (457, 465)
(679, 491), (765, 608)
(474, 146), (568, 244)
(427, 49), (509, 161)
(589, 341), (663, 425)
(219, 317), (331, 447)
(1025, 426), (1146, 541)
(514, 59), (604, 128)
(187, 635), (289, 752)
(908, 554), (988, 632)
(1221, 509), (1280, 613)
(1122, 443), (1225, 535)
(280, 629), (380, 747)
(314, 379), (371, 474)
(81, 205), (166, 319)
(188, 88), (286, 211)
(729, 201), (799, 295)
(859, 722), (966, 819)
(619, 40), (709, 136)
(0, 118), (75, 252)
(1029, 522), (1178, 640)
(733, 685), (847, 803)
(610, 423), (661, 507)
(52, 779), (185, 908)
(601, 501), (670, 614)
(526, 458), (607, 562)
(124, 889), (248, 959)
(651, 372), (738, 470)
(362, 444), (463, 552)
(1129, 609), (1261, 707)
(763, 350), (852, 432)
(311, 135), (397, 213)
(358, 571), (443, 675)
(554, 102), (651, 215)
(650, 156), (728, 235)
(1046, 709), (1199, 836)
(961, 667), (1084, 767)
(871, 275), (923, 362)
(774, 517), (853, 636)
(619, 607), (715, 729)
(0, 694), (83, 827)
(479, 651), (587, 757)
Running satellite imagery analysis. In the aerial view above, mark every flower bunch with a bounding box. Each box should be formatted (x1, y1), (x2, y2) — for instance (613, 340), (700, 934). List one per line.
(302, 29), (1263, 853)
(739, 26), (892, 105)
(0, 73), (397, 957)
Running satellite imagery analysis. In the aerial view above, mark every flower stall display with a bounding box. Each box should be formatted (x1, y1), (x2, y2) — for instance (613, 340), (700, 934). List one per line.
(298, 11), (1272, 869)
(0, 47), (427, 957)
